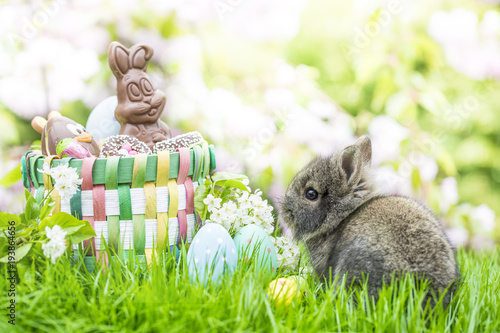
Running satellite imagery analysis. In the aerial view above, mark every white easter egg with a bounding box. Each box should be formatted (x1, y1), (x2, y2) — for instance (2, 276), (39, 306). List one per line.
(187, 223), (238, 285)
(233, 224), (278, 275)
(86, 96), (120, 141)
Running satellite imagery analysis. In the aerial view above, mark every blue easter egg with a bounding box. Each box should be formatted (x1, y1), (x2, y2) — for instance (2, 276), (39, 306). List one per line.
(233, 224), (278, 275)
(187, 223), (238, 285)
(86, 96), (120, 141)
(168, 245), (181, 261)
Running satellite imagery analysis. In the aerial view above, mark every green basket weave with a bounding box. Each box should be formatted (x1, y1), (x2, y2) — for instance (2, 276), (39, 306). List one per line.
(21, 144), (215, 268)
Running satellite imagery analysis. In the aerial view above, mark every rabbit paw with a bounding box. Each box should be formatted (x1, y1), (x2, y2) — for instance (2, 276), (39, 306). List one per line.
(152, 132), (168, 142)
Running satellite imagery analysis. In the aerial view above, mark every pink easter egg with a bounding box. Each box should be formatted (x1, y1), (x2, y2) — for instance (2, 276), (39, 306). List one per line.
(121, 144), (132, 152)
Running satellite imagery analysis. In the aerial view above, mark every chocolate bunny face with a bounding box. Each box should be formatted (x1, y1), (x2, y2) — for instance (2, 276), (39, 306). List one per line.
(108, 42), (170, 149)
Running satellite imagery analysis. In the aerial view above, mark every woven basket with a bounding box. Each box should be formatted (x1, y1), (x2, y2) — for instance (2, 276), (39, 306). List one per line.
(21, 143), (215, 267)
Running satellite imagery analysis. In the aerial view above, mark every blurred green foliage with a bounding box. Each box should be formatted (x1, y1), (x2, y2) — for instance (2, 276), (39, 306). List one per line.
(287, 0), (500, 219)
(0, 0), (498, 245)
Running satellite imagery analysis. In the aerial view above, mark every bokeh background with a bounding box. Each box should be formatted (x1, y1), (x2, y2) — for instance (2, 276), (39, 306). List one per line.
(0, 0), (499, 249)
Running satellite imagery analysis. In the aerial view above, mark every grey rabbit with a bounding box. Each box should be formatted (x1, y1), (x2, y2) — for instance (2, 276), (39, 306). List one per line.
(281, 135), (459, 307)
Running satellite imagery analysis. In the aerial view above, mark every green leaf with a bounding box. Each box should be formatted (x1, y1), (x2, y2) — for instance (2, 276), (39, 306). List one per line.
(24, 188), (34, 202)
(39, 197), (55, 220)
(16, 257), (35, 284)
(0, 163), (22, 187)
(220, 188), (232, 203)
(0, 242), (32, 263)
(0, 212), (20, 228)
(16, 226), (36, 239)
(62, 225), (84, 236)
(15, 242), (32, 262)
(211, 172), (249, 183)
(194, 185), (209, 219)
(19, 213), (32, 228)
(0, 237), (7, 257)
(39, 213), (96, 244)
(215, 179), (250, 193)
(39, 212), (86, 233)
(67, 220), (96, 244)
(24, 190), (40, 220)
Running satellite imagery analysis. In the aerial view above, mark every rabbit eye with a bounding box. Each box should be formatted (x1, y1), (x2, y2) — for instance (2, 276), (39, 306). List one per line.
(66, 124), (80, 136)
(127, 83), (142, 101)
(304, 188), (319, 201)
(141, 78), (154, 96)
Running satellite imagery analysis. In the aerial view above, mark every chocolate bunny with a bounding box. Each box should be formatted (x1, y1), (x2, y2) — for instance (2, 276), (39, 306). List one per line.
(108, 41), (171, 150)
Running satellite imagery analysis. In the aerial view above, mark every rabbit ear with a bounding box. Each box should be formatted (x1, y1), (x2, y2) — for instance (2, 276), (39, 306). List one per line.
(108, 41), (130, 78)
(340, 145), (362, 187)
(354, 135), (372, 165)
(129, 44), (154, 70)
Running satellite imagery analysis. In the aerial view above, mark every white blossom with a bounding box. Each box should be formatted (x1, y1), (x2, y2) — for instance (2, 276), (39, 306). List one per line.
(38, 163), (83, 203)
(203, 194), (222, 212)
(209, 207), (227, 225)
(203, 185), (299, 267)
(272, 236), (301, 270)
(237, 191), (253, 210)
(42, 225), (68, 264)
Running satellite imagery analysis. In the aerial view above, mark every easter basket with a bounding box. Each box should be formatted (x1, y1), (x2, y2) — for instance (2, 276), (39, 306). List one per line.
(21, 143), (216, 269)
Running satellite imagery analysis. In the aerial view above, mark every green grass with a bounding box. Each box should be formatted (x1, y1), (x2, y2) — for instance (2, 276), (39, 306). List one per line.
(1, 247), (499, 333)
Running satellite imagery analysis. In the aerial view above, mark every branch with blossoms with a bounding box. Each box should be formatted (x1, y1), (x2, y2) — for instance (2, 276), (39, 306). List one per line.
(0, 163), (95, 283)
(194, 172), (303, 271)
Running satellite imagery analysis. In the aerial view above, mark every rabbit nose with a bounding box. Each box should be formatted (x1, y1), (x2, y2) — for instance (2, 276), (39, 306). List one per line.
(143, 96), (152, 104)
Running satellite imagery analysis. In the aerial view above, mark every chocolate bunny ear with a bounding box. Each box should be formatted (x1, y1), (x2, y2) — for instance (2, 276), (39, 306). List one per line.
(129, 44), (154, 70)
(108, 41), (131, 78)
(108, 42), (154, 77)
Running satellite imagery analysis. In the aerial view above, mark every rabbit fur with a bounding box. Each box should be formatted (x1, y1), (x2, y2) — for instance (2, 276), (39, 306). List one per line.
(281, 136), (459, 307)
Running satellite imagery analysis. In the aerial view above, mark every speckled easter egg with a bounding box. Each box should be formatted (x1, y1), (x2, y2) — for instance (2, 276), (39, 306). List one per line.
(86, 96), (120, 141)
(187, 223), (237, 285)
(233, 224), (277, 275)
(267, 277), (304, 306)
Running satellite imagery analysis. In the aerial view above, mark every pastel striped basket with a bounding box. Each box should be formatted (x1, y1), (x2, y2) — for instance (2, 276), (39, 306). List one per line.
(21, 143), (215, 269)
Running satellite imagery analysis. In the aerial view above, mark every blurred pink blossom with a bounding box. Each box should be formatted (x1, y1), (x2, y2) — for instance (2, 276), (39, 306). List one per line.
(417, 154), (438, 182)
(222, 0), (309, 42)
(0, 37), (100, 118)
(263, 88), (296, 110)
(471, 204), (496, 232)
(440, 177), (459, 212)
(284, 105), (339, 156)
(428, 9), (500, 80)
(274, 60), (298, 86)
(368, 115), (409, 165)
(373, 165), (413, 196)
(470, 234), (496, 251)
(446, 227), (469, 247)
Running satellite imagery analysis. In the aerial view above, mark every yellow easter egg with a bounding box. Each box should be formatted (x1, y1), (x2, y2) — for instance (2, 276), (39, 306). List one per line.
(289, 275), (307, 292)
(267, 278), (302, 306)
